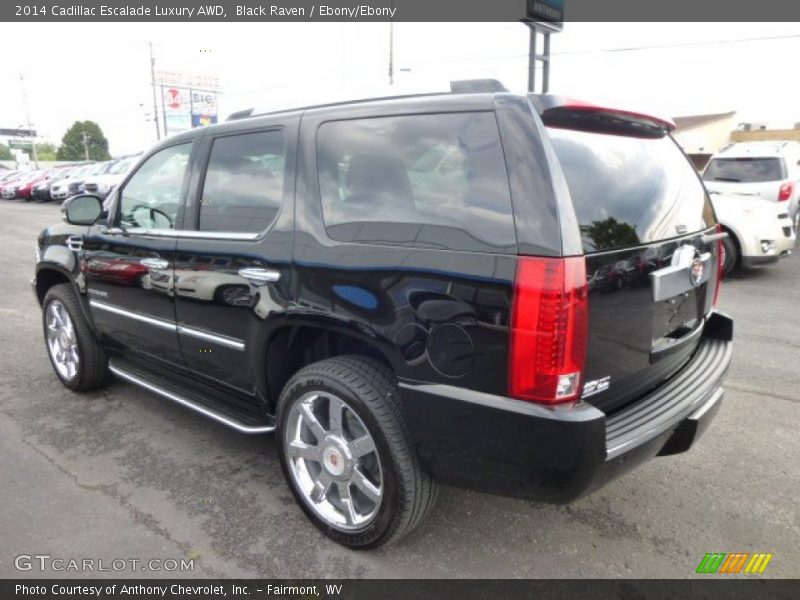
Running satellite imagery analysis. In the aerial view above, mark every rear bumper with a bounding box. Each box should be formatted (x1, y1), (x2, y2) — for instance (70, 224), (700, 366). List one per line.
(400, 312), (733, 503)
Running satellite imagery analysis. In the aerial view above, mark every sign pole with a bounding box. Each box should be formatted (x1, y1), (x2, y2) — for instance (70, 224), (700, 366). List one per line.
(149, 42), (161, 141)
(160, 85), (168, 137)
(527, 25), (537, 93)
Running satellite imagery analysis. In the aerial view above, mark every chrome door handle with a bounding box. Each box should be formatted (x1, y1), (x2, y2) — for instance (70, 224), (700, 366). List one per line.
(238, 267), (280, 285)
(140, 258), (169, 270)
(100, 227), (127, 236)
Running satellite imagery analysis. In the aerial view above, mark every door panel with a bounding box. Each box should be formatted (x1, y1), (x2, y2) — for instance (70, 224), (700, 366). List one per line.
(174, 123), (297, 394)
(84, 141), (194, 366)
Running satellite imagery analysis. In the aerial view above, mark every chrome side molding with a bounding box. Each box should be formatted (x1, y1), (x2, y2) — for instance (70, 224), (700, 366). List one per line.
(89, 300), (245, 351)
(109, 362), (274, 434)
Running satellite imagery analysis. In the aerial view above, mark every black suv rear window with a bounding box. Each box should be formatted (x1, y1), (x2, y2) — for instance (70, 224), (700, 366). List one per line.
(316, 112), (516, 253)
(548, 128), (714, 253)
(703, 157), (785, 183)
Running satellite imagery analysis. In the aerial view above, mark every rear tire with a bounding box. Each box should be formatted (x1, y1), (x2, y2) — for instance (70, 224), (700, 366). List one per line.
(42, 283), (108, 391)
(721, 234), (738, 276)
(276, 355), (437, 549)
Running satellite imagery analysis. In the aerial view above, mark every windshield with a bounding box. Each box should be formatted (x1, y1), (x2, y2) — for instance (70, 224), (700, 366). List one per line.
(703, 157), (785, 183)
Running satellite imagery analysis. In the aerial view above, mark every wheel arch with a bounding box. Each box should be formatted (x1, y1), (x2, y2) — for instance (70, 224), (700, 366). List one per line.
(718, 222), (744, 261)
(35, 265), (74, 305)
(35, 264), (98, 336)
(263, 320), (399, 411)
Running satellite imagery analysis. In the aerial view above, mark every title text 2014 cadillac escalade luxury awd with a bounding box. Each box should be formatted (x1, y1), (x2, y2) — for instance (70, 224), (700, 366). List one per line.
(33, 84), (733, 548)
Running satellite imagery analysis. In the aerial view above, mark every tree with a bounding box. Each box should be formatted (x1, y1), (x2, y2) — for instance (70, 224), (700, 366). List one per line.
(56, 121), (111, 161)
(0, 144), (12, 160)
(583, 217), (640, 252)
(35, 143), (58, 161)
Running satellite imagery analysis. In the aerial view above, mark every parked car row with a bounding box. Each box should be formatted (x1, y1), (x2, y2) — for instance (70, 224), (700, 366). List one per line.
(702, 141), (799, 274)
(0, 154), (139, 203)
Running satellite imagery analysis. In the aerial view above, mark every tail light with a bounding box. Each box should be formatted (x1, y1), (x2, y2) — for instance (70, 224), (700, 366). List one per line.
(713, 223), (724, 308)
(778, 181), (793, 202)
(509, 256), (588, 405)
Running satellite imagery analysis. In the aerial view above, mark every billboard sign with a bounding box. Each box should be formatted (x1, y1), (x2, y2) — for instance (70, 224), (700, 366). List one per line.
(165, 113), (192, 134)
(191, 114), (218, 128)
(0, 128), (36, 137)
(8, 139), (33, 150)
(155, 69), (220, 91)
(526, 0), (564, 31)
(190, 90), (217, 116)
(163, 87), (187, 112)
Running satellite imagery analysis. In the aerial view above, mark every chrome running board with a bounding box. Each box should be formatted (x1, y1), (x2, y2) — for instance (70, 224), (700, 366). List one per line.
(109, 361), (275, 434)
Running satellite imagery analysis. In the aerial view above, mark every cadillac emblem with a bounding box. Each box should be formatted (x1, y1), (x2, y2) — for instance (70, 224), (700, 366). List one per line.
(690, 255), (704, 287)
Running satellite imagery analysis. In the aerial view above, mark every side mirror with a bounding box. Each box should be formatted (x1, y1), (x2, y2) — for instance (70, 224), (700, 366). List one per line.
(62, 194), (103, 226)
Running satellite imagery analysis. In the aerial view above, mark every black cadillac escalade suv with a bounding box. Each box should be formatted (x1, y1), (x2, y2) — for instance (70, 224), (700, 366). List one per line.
(33, 84), (733, 548)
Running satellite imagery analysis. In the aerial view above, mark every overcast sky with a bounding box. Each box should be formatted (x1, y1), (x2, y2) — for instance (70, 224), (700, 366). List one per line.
(2, 21), (799, 156)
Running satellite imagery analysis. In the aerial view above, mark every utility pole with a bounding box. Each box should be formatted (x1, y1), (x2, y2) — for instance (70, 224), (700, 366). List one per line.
(19, 74), (39, 169)
(149, 42), (161, 141)
(82, 131), (90, 161)
(388, 21), (394, 86)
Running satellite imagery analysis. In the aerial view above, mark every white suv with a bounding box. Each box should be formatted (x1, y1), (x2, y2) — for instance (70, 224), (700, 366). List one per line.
(703, 141), (800, 232)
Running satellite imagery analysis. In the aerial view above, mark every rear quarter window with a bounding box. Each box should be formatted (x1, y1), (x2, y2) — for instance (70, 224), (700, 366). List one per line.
(316, 112), (516, 253)
(548, 128), (715, 253)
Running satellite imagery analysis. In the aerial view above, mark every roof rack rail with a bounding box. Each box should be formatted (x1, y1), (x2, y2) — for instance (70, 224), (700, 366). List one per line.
(450, 79), (508, 93)
(226, 81), (509, 122)
(227, 108), (254, 121)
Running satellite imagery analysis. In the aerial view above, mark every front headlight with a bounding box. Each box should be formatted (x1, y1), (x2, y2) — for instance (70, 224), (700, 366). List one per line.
(35, 244), (42, 263)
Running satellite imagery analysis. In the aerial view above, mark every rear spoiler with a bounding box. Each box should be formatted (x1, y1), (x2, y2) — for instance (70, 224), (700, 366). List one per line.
(529, 94), (676, 139)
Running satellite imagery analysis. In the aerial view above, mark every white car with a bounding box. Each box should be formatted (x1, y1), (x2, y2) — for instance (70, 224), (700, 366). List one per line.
(50, 164), (96, 200)
(84, 155), (139, 199)
(703, 141), (800, 233)
(711, 192), (796, 275)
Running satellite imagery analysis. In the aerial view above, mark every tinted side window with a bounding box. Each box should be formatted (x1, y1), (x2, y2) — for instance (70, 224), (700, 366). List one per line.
(548, 128), (714, 253)
(316, 112), (515, 253)
(119, 143), (192, 230)
(199, 130), (285, 234)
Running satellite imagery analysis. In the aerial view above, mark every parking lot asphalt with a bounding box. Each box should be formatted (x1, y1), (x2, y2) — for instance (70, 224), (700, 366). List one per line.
(0, 199), (798, 579)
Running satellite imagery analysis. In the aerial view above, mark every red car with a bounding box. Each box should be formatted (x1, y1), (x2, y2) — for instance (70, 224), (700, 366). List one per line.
(0, 171), (30, 199)
(15, 171), (46, 201)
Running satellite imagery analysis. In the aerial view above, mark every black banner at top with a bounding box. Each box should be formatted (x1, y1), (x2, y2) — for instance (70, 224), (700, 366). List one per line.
(3, 0), (800, 22)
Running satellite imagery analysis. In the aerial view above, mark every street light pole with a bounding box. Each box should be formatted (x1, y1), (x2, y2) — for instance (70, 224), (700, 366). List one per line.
(19, 74), (39, 169)
(149, 42), (161, 141)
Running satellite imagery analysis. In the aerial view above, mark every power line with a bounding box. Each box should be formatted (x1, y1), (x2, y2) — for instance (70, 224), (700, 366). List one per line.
(552, 32), (800, 55)
(396, 31), (800, 68)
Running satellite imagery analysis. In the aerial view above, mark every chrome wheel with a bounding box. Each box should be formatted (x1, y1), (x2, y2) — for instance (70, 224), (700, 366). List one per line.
(284, 391), (383, 531)
(45, 299), (79, 380)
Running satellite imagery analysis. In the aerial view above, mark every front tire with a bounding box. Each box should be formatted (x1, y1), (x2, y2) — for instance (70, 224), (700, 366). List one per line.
(42, 283), (108, 391)
(276, 356), (437, 549)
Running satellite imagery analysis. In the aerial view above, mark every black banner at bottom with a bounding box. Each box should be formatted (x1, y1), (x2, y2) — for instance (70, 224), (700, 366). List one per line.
(3, 579), (799, 600)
